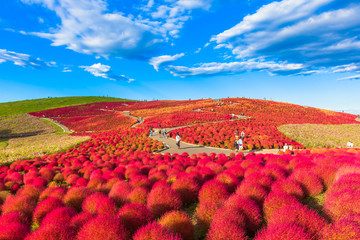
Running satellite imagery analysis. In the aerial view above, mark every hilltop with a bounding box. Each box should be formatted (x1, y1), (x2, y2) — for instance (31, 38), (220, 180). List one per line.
(0, 96), (132, 117)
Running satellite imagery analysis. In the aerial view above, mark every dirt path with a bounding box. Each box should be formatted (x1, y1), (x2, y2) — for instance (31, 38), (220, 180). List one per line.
(42, 118), (72, 133)
(149, 130), (280, 155)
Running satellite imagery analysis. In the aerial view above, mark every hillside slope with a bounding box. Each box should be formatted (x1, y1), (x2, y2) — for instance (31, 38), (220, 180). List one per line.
(0, 96), (132, 117)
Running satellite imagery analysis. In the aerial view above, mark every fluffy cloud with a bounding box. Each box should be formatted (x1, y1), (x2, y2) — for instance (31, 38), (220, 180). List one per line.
(167, 59), (305, 77)
(149, 53), (184, 71)
(80, 63), (134, 82)
(21, 0), (214, 59)
(211, 0), (360, 73)
(0, 49), (56, 69)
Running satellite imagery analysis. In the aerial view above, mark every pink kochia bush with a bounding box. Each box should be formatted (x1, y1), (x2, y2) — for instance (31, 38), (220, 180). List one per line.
(77, 215), (129, 240)
(159, 210), (194, 240)
(171, 176), (200, 204)
(320, 219), (360, 240)
(82, 192), (117, 216)
(198, 179), (230, 205)
(33, 197), (65, 225)
(117, 203), (153, 235)
(133, 222), (182, 240)
(291, 170), (324, 196)
(25, 223), (76, 240)
(147, 183), (182, 218)
(254, 223), (313, 240)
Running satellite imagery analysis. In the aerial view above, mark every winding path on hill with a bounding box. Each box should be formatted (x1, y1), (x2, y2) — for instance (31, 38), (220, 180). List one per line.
(42, 118), (72, 133)
(122, 110), (280, 155)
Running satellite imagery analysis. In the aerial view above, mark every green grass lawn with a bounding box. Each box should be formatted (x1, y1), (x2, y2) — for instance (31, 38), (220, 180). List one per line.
(0, 96), (132, 117)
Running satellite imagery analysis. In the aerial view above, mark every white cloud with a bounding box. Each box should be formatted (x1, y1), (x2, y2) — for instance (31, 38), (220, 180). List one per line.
(149, 53), (185, 71)
(62, 67), (72, 72)
(80, 63), (135, 82)
(0, 49), (56, 69)
(332, 64), (360, 73)
(337, 75), (360, 81)
(167, 59), (305, 77)
(210, 0), (360, 73)
(21, 0), (214, 59)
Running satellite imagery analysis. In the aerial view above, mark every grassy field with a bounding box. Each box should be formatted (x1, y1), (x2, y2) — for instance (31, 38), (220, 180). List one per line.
(0, 96), (131, 117)
(0, 134), (89, 164)
(279, 124), (360, 148)
(0, 114), (56, 138)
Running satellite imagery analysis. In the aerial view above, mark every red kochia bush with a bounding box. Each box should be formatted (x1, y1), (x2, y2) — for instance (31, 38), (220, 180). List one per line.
(63, 186), (92, 212)
(198, 180), (230, 205)
(268, 204), (327, 239)
(77, 215), (128, 240)
(39, 168), (55, 182)
(127, 187), (149, 205)
(39, 186), (66, 201)
(236, 182), (268, 204)
(171, 176), (200, 204)
(195, 201), (221, 232)
(159, 210), (194, 240)
(291, 170), (324, 196)
(0, 222), (29, 240)
(224, 194), (262, 233)
(70, 211), (95, 233)
(0, 211), (30, 227)
(206, 217), (247, 240)
(263, 191), (302, 222)
(109, 180), (133, 207)
(118, 203), (153, 234)
(82, 192), (117, 216)
(33, 197), (65, 226)
(254, 223), (313, 240)
(271, 178), (305, 199)
(147, 185), (182, 218)
(215, 172), (239, 192)
(2, 195), (37, 220)
(25, 223), (76, 240)
(133, 222), (182, 240)
(130, 175), (153, 189)
(324, 189), (360, 220)
(320, 219), (360, 240)
(41, 207), (77, 226)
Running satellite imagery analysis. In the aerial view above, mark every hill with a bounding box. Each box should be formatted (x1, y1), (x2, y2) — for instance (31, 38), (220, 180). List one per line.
(0, 96), (132, 117)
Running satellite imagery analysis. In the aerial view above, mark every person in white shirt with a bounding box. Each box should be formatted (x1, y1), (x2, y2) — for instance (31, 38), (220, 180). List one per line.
(237, 138), (243, 150)
(283, 143), (289, 152)
(347, 141), (354, 148)
(176, 133), (181, 149)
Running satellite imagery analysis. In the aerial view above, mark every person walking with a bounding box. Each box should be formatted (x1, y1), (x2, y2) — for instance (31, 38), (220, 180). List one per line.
(237, 138), (243, 151)
(234, 137), (239, 152)
(163, 128), (167, 138)
(176, 133), (181, 149)
(159, 122), (161, 129)
(150, 126), (153, 136)
(347, 141), (354, 148)
(240, 131), (245, 140)
(159, 128), (162, 138)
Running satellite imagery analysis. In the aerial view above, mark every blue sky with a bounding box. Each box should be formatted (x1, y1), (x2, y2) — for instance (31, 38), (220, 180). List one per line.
(0, 0), (360, 114)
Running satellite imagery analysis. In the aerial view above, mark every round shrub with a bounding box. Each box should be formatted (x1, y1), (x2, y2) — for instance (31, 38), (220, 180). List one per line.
(321, 219), (360, 240)
(127, 187), (149, 205)
(271, 178), (305, 199)
(291, 170), (324, 196)
(133, 222), (182, 240)
(108, 180), (133, 207)
(70, 211), (95, 233)
(158, 210), (194, 240)
(39, 186), (66, 201)
(77, 215), (128, 240)
(41, 207), (77, 226)
(171, 176), (200, 204)
(206, 218), (247, 240)
(268, 204), (327, 239)
(224, 194), (262, 233)
(195, 201), (221, 232)
(261, 164), (289, 180)
(198, 180), (230, 205)
(263, 191), (302, 222)
(215, 172), (239, 192)
(118, 203), (153, 234)
(33, 197), (65, 226)
(147, 185), (182, 218)
(63, 186), (92, 212)
(130, 175), (152, 189)
(82, 192), (117, 216)
(39, 168), (55, 182)
(2, 195), (37, 220)
(0, 222), (30, 240)
(324, 189), (360, 220)
(0, 211), (30, 227)
(25, 223), (76, 240)
(17, 185), (41, 200)
(236, 182), (268, 204)
(254, 223), (312, 240)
